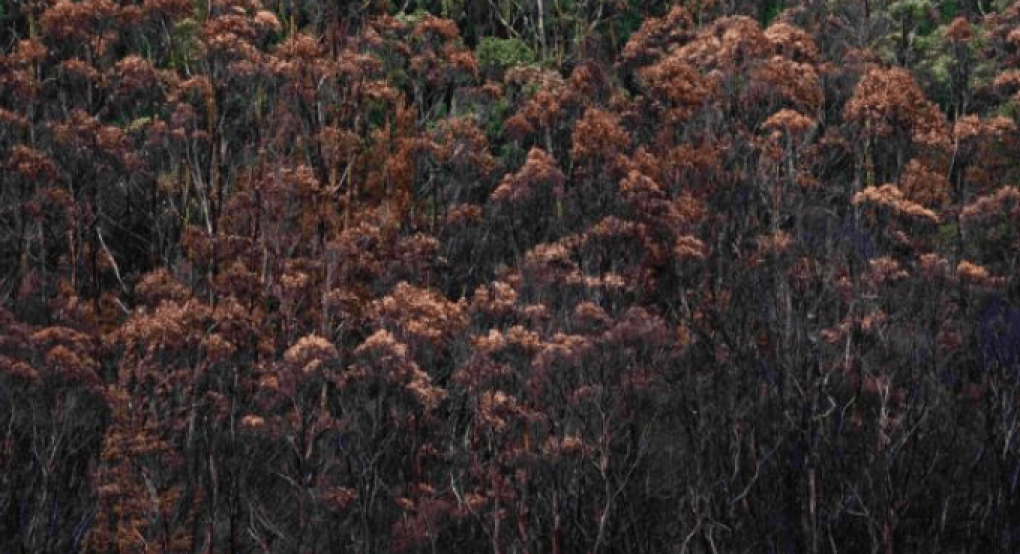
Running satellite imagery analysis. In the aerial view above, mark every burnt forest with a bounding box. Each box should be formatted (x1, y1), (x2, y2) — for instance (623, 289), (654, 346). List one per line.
(3, 0), (1020, 552)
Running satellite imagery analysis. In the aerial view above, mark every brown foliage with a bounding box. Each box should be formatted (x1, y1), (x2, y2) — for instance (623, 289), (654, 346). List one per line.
(845, 66), (950, 151)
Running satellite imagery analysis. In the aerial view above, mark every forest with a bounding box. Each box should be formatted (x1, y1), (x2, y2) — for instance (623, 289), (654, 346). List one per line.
(3, 0), (1020, 552)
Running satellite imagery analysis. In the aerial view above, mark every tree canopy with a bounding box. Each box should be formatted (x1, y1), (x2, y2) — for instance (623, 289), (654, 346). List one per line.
(3, 0), (1020, 552)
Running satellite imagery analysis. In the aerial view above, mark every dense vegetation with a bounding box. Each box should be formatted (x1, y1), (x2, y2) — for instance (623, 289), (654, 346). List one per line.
(3, 0), (1020, 551)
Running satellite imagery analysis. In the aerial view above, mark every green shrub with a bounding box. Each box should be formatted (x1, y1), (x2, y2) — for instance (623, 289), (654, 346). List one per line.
(475, 37), (535, 76)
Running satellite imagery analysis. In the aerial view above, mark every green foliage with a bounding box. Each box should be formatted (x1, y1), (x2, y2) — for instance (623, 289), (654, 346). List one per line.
(886, 0), (940, 38)
(396, 7), (430, 25)
(758, 0), (785, 26)
(124, 116), (152, 134)
(440, 0), (467, 19)
(498, 140), (525, 168)
(889, 0), (932, 18)
(939, 0), (959, 20)
(486, 96), (511, 140)
(936, 221), (958, 252)
(190, 0), (210, 21)
(995, 101), (1020, 120)
(386, 66), (410, 93)
(367, 98), (390, 130)
(616, 10), (645, 46)
(475, 37), (535, 73)
(398, 0), (467, 19)
(168, 17), (201, 70)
